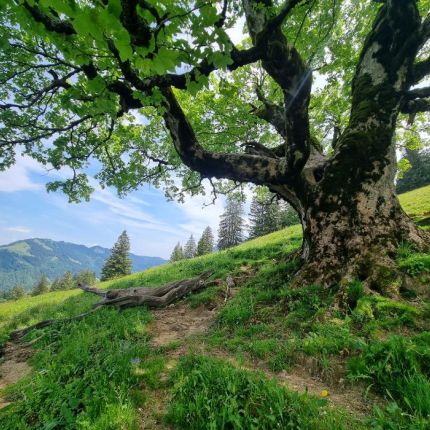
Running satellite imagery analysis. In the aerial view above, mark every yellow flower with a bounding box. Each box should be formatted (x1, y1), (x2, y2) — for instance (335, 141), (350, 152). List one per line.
(321, 389), (328, 398)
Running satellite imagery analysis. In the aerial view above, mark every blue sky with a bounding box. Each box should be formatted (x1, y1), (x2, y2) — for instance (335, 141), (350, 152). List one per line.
(0, 21), (250, 260)
(0, 155), (227, 259)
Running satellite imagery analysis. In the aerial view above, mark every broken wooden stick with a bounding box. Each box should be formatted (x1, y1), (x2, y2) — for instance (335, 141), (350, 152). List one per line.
(10, 271), (213, 340)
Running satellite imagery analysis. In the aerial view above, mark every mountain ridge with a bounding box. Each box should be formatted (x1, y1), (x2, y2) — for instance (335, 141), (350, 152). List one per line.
(0, 238), (166, 291)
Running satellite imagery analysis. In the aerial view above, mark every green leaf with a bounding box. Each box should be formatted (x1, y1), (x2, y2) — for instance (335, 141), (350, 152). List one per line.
(87, 76), (105, 93)
(209, 51), (233, 69)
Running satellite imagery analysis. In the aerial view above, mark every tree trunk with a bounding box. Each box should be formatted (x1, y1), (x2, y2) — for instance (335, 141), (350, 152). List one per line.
(290, 143), (429, 293)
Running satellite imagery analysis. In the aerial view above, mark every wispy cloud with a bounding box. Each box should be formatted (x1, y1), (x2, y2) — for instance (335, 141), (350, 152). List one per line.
(0, 156), (44, 192)
(5, 226), (32, 233)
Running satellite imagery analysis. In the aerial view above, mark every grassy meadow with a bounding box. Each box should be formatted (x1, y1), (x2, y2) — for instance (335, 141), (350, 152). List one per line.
(0, 185), (429, 429)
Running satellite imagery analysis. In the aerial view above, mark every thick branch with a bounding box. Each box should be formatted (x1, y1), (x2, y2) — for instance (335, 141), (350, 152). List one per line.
(405, 86), (430, 99)
(252, 87), (287, 138)
(411, 57), (430, 84)
(243, 0), (312, 172)
(161, 87), (291, 186)
(400, 98), (430, 115)
(23, 2), (75, 35)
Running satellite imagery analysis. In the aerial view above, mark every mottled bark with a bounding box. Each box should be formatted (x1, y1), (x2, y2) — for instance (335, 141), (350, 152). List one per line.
(297, 148), (428, 290)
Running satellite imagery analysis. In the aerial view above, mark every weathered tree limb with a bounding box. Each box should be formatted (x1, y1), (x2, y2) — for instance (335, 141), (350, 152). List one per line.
(9, 272), (214, 340)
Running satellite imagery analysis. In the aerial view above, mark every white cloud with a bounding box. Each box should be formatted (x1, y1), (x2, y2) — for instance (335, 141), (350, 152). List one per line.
(175, 184), (225, 240)
(0, 156), (45, 192)
(89, 186), (164, 229)
(5, 226), (31, 233)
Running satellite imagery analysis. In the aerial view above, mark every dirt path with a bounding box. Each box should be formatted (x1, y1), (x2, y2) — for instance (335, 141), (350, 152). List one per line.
(149, 301), (217, 348)
(0, 342), (32, 409)
(139, 300), (218, 429)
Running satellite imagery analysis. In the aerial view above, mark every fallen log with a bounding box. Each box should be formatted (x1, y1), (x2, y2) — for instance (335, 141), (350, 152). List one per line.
(10, 271), (213, 340)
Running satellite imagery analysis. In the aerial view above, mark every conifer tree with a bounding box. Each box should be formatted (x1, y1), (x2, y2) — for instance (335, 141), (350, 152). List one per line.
(50, 277), (61, 291)
(183, 235), (197, 259)
(101, 231), (132, 281)
(278, 201), (300, 227)
(74, 270), (96, 286)
(197, 226), (214, 256)
(58, 271), (75, 290)
(248, 193), (281, 239)
(170, 242), (184, 262)
(10, 285), (26, 300)
(217, 197), (245, 250)
(32, 274), (50, 296)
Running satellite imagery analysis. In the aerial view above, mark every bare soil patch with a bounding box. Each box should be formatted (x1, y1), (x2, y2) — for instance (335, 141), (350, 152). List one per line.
(0, 342), (33, 409)
(149, 301), (217, 348)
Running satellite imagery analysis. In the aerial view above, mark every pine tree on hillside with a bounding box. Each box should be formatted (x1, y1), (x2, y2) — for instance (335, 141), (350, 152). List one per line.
(32, 274), (50, 296)
(101, 231), (133, 281)
(197, 226), (214, 256)
(58, 271), (75, 290)
(74, 270), (96, 286)
(10, 285), (26, 300)
(278, 201), (300, 227)
(217, 197), (245, 250)
(170, 242), (184, 262)
(183, 235), (197, 259)
(50, 277), (61, 291)
(248, 194), (281, 239)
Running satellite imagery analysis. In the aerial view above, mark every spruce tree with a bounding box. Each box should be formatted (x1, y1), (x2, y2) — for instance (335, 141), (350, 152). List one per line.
(74, 270), (96, 286)
(197, 226), (214, 256)
(248, 193), (282, 239)
(58, 271), (75, 290)
(32, 274), (50, 296)
(10, 285), (26, 300)
(50, 277), (62, 291)
(170, 242), (184, 262)
(217, 197), (245, 250)
(183, 235), (197, 259)
(101, 231), (133, 281)
(278, 201), (300, 227)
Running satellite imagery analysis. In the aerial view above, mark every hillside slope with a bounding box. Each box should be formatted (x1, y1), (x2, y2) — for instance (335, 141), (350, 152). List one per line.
(0, 185), (429, 429)
(0, 238), (166, 291)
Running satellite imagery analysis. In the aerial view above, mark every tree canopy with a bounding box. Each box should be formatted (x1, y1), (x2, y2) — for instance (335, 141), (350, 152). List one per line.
(2, 0), (428, 203)
(2, 0), (430, 287)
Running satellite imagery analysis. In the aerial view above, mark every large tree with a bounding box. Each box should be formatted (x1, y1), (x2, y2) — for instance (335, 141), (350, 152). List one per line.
(1, 0), (429, 291)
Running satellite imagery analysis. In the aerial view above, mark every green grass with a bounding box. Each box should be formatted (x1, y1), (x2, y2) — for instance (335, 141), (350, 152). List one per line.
(1, 307), (153, 429)
(166, 355), (363, 430)
(0, 186), (429, 429)
(398, 184), (430, 228)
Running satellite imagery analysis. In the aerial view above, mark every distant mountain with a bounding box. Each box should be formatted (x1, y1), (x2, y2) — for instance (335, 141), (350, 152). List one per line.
(0, 238), (166, 291)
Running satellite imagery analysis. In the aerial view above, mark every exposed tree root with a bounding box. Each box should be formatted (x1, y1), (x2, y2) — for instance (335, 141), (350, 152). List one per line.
(10, 271), (213, 340)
